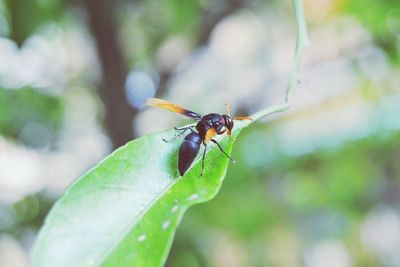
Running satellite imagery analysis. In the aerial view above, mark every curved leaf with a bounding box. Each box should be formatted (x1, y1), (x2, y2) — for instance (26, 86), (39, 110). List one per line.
(32, 120), (251, 267)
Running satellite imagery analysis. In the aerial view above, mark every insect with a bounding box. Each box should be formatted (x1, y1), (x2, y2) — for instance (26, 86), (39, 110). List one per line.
(146, 98), (252, 176)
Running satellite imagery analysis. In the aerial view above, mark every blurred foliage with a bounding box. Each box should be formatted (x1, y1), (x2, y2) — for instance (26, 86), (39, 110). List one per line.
(120, 0), (203, 65)
(162, 0), (202, 34)
(0, 88), (63, 147)
(9, 194), (54, 237)
(345, 0), (400, 65)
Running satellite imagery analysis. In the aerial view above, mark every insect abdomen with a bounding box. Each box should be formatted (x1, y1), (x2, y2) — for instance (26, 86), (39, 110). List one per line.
(178, 132), (202, 176)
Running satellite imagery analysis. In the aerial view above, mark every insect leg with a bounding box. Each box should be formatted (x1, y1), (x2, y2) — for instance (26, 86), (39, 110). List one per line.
(210, 139), (235, 163)
(200, 142), (207, 176)
(174, 126), (190, 131)
(163, 126), (196, 142)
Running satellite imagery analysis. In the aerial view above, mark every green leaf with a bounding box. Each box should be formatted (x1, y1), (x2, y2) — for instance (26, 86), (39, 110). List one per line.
(32, 0), (308, 266)
(32, 120), (250, 267)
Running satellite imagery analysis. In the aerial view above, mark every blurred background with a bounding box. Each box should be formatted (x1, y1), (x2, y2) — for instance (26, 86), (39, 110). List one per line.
(0, 0), (399, 266)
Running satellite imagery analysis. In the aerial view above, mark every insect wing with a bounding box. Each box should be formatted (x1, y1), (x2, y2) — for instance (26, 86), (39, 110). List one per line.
(146, 98), (202, 120)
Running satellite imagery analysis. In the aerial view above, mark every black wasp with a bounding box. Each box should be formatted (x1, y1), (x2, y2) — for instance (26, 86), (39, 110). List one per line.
(146, 98), (252, 176)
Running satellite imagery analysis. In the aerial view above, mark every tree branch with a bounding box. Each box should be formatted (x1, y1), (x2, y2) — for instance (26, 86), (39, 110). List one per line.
(83, 0), (136, 148)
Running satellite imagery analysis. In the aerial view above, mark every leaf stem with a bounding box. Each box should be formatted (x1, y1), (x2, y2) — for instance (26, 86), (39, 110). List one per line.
(251, 0), (309, 121)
